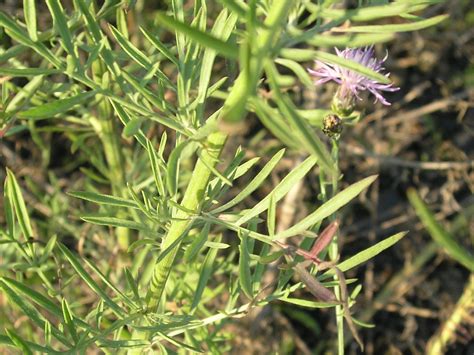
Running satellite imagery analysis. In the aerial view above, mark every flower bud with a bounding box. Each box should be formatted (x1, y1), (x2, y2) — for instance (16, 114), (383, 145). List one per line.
(322, 114), (343, 138)
(331, 88), (356, 117)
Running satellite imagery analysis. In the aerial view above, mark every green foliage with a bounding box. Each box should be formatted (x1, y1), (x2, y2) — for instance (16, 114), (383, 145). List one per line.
(0, 0), (445, 353)
(408, 189), (474, 272)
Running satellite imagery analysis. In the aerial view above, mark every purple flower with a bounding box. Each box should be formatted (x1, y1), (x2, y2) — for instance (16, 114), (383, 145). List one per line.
(308, 46), (399, 107)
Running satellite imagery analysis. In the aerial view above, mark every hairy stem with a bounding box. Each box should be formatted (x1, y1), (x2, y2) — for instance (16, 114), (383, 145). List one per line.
(146, 131), (227, 310)
(427, 274), (474, 354)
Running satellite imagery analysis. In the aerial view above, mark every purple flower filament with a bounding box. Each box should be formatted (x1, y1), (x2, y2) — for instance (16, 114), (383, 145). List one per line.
(308, 46), (399, 106)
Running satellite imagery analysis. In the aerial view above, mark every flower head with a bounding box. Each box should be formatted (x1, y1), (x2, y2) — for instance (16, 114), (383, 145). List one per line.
(308, 46), (399, 109)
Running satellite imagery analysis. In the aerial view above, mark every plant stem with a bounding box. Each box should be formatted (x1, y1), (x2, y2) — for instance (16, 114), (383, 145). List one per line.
(332, 139), (345, 355)
(146, 131), (227, 310)
(320, 138), (345, 354)
(86, 0), (129, 250)
(90, 57), (130, 251)
(427, 274), (474, 354)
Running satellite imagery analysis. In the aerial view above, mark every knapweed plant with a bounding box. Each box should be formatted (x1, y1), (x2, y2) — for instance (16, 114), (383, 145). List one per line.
(0, 1), (446, 353)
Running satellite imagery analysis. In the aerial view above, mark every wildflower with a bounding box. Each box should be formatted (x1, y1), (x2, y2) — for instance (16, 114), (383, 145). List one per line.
(308, 46), (399, 114)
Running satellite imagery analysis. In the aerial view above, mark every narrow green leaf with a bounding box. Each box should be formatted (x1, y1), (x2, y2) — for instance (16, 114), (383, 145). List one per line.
(83, 258), (136, 309)
(40, 234), (57, 263)
(308, 33), (394, 48)
(0, 333), (58, 354)
(199, 215), (271, 245)
(109, 100), (148, 148)
(58, 243), (126, 316)
(251, 98), (297, 148)
(155, 12), (239, 59)
(109, 25), (151, 68)
(194, 10), (238, 117)
(124, 268), (141, 305)
(252, 243), (271, 287)
(5, 329), (33, 355)
(279, 297), (338, 308)
(18, 91), (97, 119)
(298, 109), (331, 128)
(191, 236), (220, 311)
(127, 238), (158, 253)
(275, 58), (313, 88)
(167, 140), (191, 196)
(1, 277), (62, 318)
(116, 7), (129, 38)
(75, 0), (102, 43)
(0, 281), (44, 325)
(306, 1), (437, 22)
(236, 156), (318, 226)
(120, 63), (173, 101)
(184, 223), (210, 262)
(61, 299), (78, 343)
(157, 332), (203, 353)
(123, 117), (144, 137)
(204, 241), (229, 249)
(0, 12), (31, 44)
(208, 148), (246, 198)
(267, 193), (276, 237)
(219, 0), (291, 124)
(408, 189), (474, 271)
(0, 279), (71, 346)
(213, 148), (285, 214)
(277, 175), (377, 239)
(140, 27), (179, 66)
(352, 317), (376, 328)
(68, 191), (138, 209)
(6, 169), (33, 238)
(258, 249), (284, 264)
(0, 45), (27, 63)
(81, 215), (151, 232)
(338, 14), (448, 33)
(45, 0), (76, 59)
(238, 233), (253, 298)
(3, 175), (15, 238)
(0, 12), (61, 67)
(196, 148), (232, 187)
(23, 0), (37, 41)
(216, 0), (248, 18)
(265, 62), (335, 173)
(321, 231), (408, 279)
(233, 157), (260, 180)
(44, 320), (51, 346)
(146, 138), (166, 197)
(0, 67), (60, 76)
(281, 94), (333, 171)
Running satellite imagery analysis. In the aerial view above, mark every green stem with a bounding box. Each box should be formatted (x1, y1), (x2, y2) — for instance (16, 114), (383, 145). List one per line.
(86, 0), (129, 250)
(332, 140), (345, 355)
(83, 1), (130, 250)
(128, 132), (226, 354)
(321, 138), (344, 354)
(90, 58), (129, 250)
(427, 274), (474, 354)
(146, 131), (227, 310)
(220, 0), (294, 122)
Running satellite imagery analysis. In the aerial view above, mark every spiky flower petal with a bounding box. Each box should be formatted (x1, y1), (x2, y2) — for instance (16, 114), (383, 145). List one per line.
(308, 46), (399, 107)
